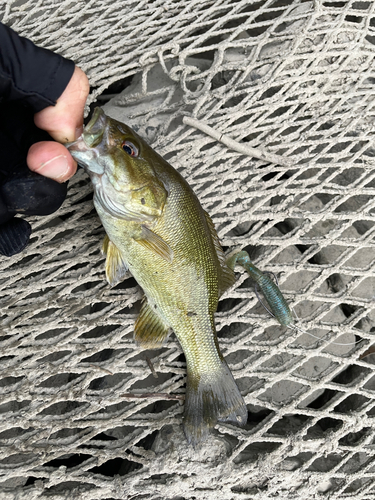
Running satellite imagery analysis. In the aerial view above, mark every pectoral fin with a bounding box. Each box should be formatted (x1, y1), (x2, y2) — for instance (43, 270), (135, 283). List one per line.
(133, 225), (174, 263)
(134, 299), (171, 348)
(102, 236), (128, 286)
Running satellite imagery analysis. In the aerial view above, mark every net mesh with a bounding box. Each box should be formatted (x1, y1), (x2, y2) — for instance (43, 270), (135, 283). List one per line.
(1, 0), (375, 498)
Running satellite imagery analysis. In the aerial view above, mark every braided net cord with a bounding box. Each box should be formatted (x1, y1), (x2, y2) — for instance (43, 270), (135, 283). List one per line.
(1, 0), (375, 498)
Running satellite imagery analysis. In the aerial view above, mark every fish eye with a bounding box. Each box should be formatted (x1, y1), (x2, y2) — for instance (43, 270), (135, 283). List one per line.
(122, 140), (139, 157)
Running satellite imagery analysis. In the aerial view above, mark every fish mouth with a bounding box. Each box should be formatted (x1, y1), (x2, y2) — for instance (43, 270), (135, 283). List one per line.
(66, 108), (107, 154)
(82, 108), (107, 147)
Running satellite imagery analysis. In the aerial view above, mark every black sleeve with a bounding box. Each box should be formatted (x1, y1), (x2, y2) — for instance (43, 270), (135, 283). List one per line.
(0, 23), (75, 112)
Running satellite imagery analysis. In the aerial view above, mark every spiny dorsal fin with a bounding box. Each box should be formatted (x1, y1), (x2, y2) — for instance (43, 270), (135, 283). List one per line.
(134, 299), (171, 348)
(203, 211), (236, 296)
(104, 238), (128, 287)
(133, 224), (174, 263)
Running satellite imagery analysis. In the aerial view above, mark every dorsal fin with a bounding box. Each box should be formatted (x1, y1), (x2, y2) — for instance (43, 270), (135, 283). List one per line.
(204, 211), (236, 296)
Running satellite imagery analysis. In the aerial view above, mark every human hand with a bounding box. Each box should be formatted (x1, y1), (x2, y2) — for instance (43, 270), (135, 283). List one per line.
(27, 66), (89, 182)
(0, 66), (89, 257)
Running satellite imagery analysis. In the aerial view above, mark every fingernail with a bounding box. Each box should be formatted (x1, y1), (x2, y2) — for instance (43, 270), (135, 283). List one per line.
(75, 125), (83, 139)
(35, 155), (70, 181)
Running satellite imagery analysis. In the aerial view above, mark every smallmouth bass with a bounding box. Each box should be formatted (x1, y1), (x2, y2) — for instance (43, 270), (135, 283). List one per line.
(68, 108), (248, 445)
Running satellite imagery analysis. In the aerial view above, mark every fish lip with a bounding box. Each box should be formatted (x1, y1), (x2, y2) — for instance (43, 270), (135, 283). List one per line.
(66, 136), (85, 153)
(66, 108), (107, 154)
(85, 108), (106, 135)
(66, 108), (107, 167)
(81, 107), (107, 147)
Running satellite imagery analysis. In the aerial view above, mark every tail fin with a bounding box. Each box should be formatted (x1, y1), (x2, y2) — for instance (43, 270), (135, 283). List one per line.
(183, 361), (247, 446)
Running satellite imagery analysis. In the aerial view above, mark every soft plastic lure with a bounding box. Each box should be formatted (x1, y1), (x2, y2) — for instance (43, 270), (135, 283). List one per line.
(227, 250), (360, 347)
(227, 250), (293, 326)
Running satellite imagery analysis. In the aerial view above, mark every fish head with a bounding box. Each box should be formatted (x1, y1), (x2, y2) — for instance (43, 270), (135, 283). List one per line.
(67, 108), (167, 222)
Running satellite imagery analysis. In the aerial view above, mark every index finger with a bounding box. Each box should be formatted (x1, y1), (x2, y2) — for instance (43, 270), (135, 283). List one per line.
(34, 67), (89, 143)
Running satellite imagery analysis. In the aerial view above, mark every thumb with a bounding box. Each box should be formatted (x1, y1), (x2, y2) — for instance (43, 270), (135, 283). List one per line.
(27, 141), (77, 182)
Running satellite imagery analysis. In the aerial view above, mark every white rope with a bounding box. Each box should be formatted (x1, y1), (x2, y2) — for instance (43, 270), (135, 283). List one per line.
(183, 116), (293, 167)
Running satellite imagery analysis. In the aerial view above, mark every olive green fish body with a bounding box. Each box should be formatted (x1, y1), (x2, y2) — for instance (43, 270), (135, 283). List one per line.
(68, 109), (247, 445)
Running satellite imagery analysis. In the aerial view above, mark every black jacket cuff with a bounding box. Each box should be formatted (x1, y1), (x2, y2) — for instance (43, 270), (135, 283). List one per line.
(0, 23), (75, 112)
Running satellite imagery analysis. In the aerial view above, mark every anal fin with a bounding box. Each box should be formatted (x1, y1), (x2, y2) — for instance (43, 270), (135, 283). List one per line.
(134, 299), (171, 348)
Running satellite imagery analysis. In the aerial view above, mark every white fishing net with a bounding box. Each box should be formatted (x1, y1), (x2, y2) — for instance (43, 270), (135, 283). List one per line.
(1, 0), (375, 498)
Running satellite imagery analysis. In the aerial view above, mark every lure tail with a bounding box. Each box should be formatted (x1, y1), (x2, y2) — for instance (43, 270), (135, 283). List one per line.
(183, 360), (248, 447)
